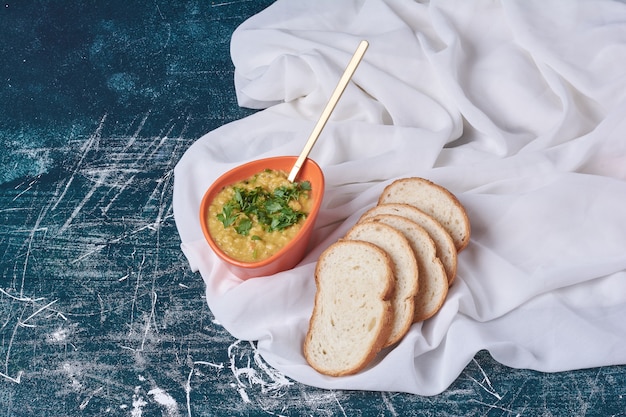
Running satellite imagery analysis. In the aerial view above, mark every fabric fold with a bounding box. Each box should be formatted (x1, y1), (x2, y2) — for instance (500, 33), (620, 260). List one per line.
(173, 0), (626, 395)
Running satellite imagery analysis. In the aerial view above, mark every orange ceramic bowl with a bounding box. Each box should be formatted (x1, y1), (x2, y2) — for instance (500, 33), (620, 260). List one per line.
(199, 156), (325, 280)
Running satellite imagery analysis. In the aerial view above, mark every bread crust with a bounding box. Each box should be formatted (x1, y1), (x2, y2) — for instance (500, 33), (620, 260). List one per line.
(365, 214), (449, 323)
(345, 222), (418, 347)
(378, 177), (471, 251)
(304, 240), (394, 376)
(359, 202), (458, 285)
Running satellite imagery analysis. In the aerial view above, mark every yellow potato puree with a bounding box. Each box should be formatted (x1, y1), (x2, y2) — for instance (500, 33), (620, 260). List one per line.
(207, 169), (312, 262)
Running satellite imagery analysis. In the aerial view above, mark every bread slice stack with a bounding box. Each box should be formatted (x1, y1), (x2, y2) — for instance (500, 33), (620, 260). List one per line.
(304, 177), (470, 376)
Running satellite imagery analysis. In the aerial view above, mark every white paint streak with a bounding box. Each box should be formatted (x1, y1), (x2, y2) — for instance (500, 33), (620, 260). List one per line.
(19, 207), (48, 298)
(227, 340), (293, 404)
(62, 362), (83, 390)
(11, 176), (38, 202)
(70, 243), (107, 264)
(148, 387), (180, 417)
(471, 358), (502, 400)
(131, 386), (147, 417)
(185, 360), (226, 416)
(0, 288), (45, 303)
(193, 360), (224, 370)
(49, 327), (69, 343)
(58, 170), (110, 234)
(333, 392), (347, 417)
(1, 288), (67, 384)
(52, 113), (106, 211)
(470, 399), (516, 414)
(381, 391), (398, 416)
(19, 299), (59, 327)
(79, 387), (104, 411)
(149, 169), (173, 231)
(101, 124), (169, 216)
(139, 291), (158, 352)
(71, 222), (167, 264)
(0, 370), (22, 384)
(236, 385), (251, 403)
(185, 367), (194, 417)
(124, 111), (151, 153)
(129, 255), (146, 339)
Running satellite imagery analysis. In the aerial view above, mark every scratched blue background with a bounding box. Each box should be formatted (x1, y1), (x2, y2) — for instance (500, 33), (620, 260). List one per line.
(1, 1), (625, 416)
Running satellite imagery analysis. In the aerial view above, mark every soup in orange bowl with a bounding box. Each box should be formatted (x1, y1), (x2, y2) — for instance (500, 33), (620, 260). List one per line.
(199, 156), (324, 279)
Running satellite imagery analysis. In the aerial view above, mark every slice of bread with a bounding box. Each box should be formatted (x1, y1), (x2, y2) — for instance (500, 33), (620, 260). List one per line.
(378, 177), (470, 251)
(365, 214), (448, 322)
(359, 203), (458, 285)
(344, 222), (418, 347)
(304, 240), (394, 376)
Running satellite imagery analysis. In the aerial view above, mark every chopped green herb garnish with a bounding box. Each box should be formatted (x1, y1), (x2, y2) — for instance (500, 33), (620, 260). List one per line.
(216, 202), (238, 227)
(235, 217), (252, 236)
(216, 176), (311, 236)
(300, 180), (312, 191)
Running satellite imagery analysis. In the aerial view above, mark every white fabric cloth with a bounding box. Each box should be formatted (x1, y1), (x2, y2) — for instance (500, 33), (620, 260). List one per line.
(173, 0), (626, 395)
